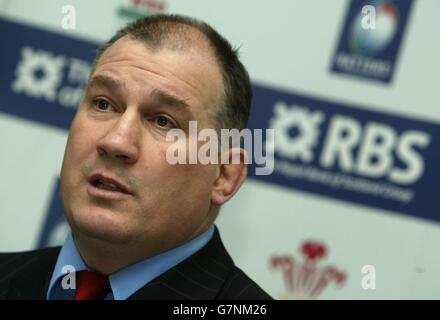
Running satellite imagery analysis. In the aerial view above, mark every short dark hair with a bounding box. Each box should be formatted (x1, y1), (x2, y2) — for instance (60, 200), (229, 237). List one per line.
(93, 14), (252, 130)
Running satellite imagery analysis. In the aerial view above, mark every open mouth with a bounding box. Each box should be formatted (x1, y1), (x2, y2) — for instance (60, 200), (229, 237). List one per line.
(93, 179), (126, 192)
(89, 174), (131, 195)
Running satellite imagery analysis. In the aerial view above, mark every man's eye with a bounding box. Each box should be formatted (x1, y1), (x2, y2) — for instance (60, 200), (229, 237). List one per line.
(154, 115), (175, 129)
(93, 99), (113, 111)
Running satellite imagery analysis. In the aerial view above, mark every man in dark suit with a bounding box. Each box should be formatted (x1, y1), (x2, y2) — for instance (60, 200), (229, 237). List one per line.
(0, 14), (272, 300)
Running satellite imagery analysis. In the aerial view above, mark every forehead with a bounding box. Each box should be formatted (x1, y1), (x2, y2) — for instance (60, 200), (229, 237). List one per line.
(92, 36), (223, 124)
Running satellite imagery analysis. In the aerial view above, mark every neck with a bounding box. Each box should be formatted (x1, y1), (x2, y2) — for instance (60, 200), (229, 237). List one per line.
(73, 234), (151, 275)
(72, 224), (212, 275)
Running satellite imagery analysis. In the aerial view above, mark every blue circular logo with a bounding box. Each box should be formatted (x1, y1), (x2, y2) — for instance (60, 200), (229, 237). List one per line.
(349, 1), (400, 55)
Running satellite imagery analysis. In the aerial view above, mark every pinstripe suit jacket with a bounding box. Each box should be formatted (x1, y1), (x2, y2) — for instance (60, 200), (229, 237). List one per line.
(0, 228), (272, 300)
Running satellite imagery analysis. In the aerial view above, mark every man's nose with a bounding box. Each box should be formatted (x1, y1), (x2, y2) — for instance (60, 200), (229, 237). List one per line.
(96, 113), (141, 164)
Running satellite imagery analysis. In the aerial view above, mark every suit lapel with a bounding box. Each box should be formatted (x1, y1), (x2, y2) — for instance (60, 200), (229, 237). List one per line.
(3, 247), (60, 299)
(129, 227), (234, 300)
(1, 229), (235, 300)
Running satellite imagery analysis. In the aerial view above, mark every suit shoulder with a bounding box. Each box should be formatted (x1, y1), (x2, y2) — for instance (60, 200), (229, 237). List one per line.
(0, 247), (61, 269)
(218, 266), (273, 300)
(0, 247), (61, 299)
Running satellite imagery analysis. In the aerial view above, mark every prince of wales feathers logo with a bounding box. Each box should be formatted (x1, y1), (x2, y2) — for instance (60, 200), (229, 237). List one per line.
(270, 241), (347, 299)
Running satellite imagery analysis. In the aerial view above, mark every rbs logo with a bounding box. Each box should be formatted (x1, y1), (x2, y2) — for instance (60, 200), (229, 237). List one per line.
(270, 102), (431, 185)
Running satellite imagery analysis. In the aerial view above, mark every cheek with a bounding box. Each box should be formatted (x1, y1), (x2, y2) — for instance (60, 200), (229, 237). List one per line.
(67, 118), (98, 159)
(62, 120), (96, 184)
(155, 138), (218, 188)
(157, 140), (215, 178)
(168, 165), (216, 207)
(138, 146), (213, 210)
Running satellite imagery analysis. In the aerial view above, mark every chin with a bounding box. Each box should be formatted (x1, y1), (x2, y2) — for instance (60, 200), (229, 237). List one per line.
(70, 206), (134, 245)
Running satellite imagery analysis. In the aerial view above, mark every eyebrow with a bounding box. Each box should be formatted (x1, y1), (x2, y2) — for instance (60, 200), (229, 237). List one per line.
(89, 74), (190, 110)
(150, 88), (189, 110)
(89, 74), (125, 90)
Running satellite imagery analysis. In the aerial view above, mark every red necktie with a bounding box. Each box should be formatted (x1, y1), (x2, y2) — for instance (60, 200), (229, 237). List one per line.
(73, 271), (111, 300)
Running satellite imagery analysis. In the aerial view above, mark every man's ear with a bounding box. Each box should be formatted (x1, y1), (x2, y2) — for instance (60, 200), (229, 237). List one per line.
(211, 148), (248, 206)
